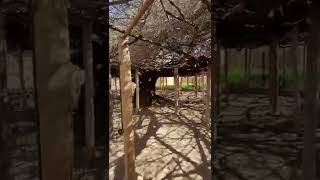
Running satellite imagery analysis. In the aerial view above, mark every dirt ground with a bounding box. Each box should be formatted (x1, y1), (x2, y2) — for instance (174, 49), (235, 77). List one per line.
(109, 90), (211, 180)
(109, 89), (320, 180)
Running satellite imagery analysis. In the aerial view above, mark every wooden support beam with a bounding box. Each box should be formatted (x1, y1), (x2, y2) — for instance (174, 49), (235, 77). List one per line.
(174, 68), (179, 113)
(82, 21), (95, 155)
(269, 41), (279, 114)
(118, 37), (136, 180)
(216, 45), (221, 116)
(224, 48), (229, 104)
(135, 69), (140, 112)
(109, 64), (113, 133)
(262, 52), (266, 87)
(0, 15), (10, 180)
(33, 0), (74, 178)
(204, 68), (211, 126)
(123, 0), (154, 38)
(302, 4), (320, 179)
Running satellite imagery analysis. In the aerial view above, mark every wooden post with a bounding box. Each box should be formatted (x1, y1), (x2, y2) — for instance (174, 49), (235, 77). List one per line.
(165, 77), (167, 88)
(248, 48), (252, 85)
(216, 45), (221, 116)
(269, 41), (279, 114)
(0, 15), (10, 180)
(174, 68), (179, 113)
(135, 69), (140, 112)
(180, 76), (183, 95)
(115, 77), (118, 92)
(262, 52), (266, 87)
(118, 37), (136, 180)
(109, 64), (113, 133)
(302, 5), (320, 179)
(283, 47), (287, 86)
(33, 0), (74, 178)
(204, 68), (211, 125)
(195, 74), (198, 97)
(82, 22), (95, 155)
(224, 48), (229, 104)
(19, 50), (27, 108)
(187, 76), (189, 87)
(244, 48), (248, 75)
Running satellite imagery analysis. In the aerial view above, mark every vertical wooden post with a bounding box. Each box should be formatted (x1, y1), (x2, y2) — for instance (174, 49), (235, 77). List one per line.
(135, 69), (140, 112)
(248, 48), (252, 85)
(283, 47), (287, 86)
(180, 76), (183, 95)
(224, 48), (229, 104)
(203, 71), (206, 103)
(174, 68), (179, 113)
(216, 45), (221, 116)
(195, 74), (198, 97)
(118, 37), (136, 180)
(244, 48), (248, 75)
(33, 0), (74, 178)
(115, 77), (118, 92)
(187, 76), (189, 87)
(262, 52), (266, 87)
(109, 63), (113, 133)
(82, 21), (95, 154)
(165, 77), (167, 88)
(0, 15), (10, 180)
(269, 41), (279, 114)
(302, 4), (320, 179)
(204, 68), (211, 125)
(19, 50), (27, 108)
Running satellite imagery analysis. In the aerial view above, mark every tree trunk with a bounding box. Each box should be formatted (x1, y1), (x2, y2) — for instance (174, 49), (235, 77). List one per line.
(224, 48), (229, 104)
(118, 37), (136, 180)
(269, 42), (279, 114)
(135, 70), (140, 112)
(33, 0), (74, 178)
(0, 15), (10, 180)
(82, 22), (95, 156)
(174, 68), (179, 113)
(302, 4), (320, 179)
(135, 71), (158, 107)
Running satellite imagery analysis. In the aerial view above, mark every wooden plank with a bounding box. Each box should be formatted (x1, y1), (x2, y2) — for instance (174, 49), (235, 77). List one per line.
(118, 37), (136, 180)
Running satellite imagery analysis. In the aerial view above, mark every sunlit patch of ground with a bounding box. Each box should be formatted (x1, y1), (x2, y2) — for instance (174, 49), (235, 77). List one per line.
(109, 90), (211, 180)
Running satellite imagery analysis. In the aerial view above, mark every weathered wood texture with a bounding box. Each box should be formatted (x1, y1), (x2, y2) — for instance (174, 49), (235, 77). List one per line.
(82, 22), (95, 153)
(33, 0), (74, 179)
(302, 3), (320, 179)
(118, 37), (136, 180)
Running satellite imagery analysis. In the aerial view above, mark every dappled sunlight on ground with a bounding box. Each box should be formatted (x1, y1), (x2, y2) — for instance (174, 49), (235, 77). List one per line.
(109, 90), (211, 180)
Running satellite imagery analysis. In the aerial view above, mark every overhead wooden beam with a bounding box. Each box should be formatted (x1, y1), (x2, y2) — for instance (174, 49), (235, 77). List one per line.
(123, 0), (154, 38)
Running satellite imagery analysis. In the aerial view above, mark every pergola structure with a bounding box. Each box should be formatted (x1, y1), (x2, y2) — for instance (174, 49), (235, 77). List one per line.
(0, 0), (108, 179)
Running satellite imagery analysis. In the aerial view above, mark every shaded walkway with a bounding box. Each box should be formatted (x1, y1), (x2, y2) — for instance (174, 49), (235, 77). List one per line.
(109, 91), (211, 180)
